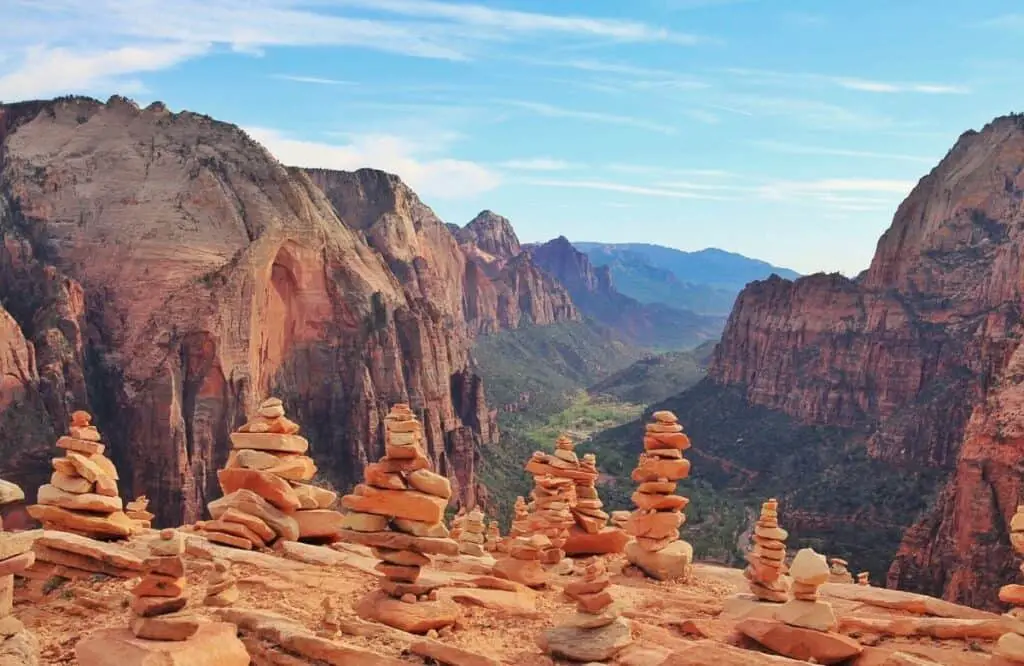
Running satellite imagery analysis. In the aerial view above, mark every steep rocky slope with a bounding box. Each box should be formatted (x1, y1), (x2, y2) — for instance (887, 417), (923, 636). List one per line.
(687, 113), (1024, 609)
(528, 237), (725, 349)
(0, 96), (516, 524)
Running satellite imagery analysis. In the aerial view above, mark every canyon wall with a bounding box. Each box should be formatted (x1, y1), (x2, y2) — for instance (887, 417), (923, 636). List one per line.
(706, 114), (1024, 608)
(0, 96), (547, 524)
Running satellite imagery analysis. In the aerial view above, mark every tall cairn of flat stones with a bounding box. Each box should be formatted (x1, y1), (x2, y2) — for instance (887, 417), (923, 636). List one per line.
(0, 479), (39, 663)
(458, 507), (487, 557)
(539, 558), (632, 662)
(624, 410), (693, 581)
(27, 410), (134, 539)
(745, 498), (790, 602)
(509, 497), (529, 539)
(994, 505), (1024, 665)
(200, 397), (341, 549)
(526, 475), (576, 568)
(564, 450), (628, 556)
(129, 529), (199, 641)
(485, 519), (500, 554)
(337, 404), (461, 634)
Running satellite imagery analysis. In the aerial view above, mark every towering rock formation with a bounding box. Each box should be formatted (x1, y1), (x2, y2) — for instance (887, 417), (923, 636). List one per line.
(0, 95), (561, 524)
(699, 113), (1024, 609)
(527, 237), (724, 349)
(307, 172), (579, 334)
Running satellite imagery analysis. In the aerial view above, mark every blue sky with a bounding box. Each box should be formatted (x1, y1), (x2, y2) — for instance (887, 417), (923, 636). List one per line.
(4, 1), (1024, 275)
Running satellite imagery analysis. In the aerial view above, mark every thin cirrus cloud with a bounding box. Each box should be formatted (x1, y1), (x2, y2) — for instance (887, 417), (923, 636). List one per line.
(270, 74), (357, 86)
(724, 67), (970, 95)
(521, 178), (731, 200)
(499, 158), (577, 171)
(501, 99), (678, 134)
(246, 126), (501, 200)
(753, 139), (935, 164)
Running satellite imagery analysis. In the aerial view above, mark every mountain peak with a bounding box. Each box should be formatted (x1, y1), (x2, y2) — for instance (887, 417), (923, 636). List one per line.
(457, 210), (522, 259)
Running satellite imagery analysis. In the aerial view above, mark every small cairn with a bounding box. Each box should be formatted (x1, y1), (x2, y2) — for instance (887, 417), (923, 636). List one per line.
(485, 520), (500, 553)
(776, 549), (837, 631)
(572, 452), (610, 532)
(610, 511), (630, 531)
(458, 507), (487, 557)
(200, 397), (341, 549)
(994, 505), (1024, 664)
(526, 474), (576, 567)
(509, 497), (530, 539)
(28, 410), (134, 539)
(319, 597), (340, 637)
(738, 548), (863, 663)
(857, 572), (870, 586)
(126, 496), (154, 530)
(337, 404), (460, 634)
(449, 507), (466, 542)
(130, 529), (199, 641)
(0, 479), (39, 662)
(828, 557), (854, 584)
(494, 534), (550, 588)
(624, 410), (693, 581)
(540, 559), (632, 662)
(203, 560), (239, 607)
(744, 498), (790, 602)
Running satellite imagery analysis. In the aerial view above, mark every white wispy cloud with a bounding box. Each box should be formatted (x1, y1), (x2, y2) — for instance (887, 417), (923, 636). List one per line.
(247, 126), (500, 200)
(0, 42), (207, 101)
(521, 178), (731, 200)
(502, 99), (677, 134)
(271, 74), (356, 86)
(500, 158), (576, 171)
(753, 139), (934, 164)
(725, 67), (970, 95)
(755, 178), (916, 208)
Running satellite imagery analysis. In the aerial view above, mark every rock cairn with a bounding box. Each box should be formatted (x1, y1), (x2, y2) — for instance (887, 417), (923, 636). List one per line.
(27, 410), (134, 539)
(509, 497), (530, 539)
(610, 511), (630, 531)
(995, 505), (1024, 665)
(199, 397), (341, 549)
(0, 479), (39, 662)
(337, 404), (460, 634)
(540, 558), (632, 662)
(776, 549), (837, 631)
(458, 507), (487, 557)
(745, 498), (790, 602)
(572, 451), (609, 530)
(494, 534), (550, 588)
(485, 520), (500, 553)
(204, 559), (239, 607)
(130, 529), (199, 641)
(624, 410), (693, 581)
(856, 571), (870, 586)
(449, 507), (466, 542)
(828, 557), (853, 584)
(738, 547), (863, 664)
(526, 474), (576, 566)
(126, 496), (154, 530)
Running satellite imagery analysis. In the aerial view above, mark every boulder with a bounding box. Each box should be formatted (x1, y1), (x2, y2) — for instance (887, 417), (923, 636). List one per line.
(217, 468), (301, 512)
(737, 617), (863, 664)
(626, 539), (692, 581)
(538, 616), (632, 662)
(563, 527), (630, 556)
(355, 589), (459, 634)
(75, 622), (249, 666)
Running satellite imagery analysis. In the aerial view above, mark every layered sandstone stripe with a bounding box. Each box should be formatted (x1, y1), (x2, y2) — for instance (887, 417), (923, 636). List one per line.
(27, 410), (134, 540)
(624, 410), (694, 581)
(337, 404), (460, 634)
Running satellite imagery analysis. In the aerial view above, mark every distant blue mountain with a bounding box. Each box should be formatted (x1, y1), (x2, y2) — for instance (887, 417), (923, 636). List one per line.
(573, 242), (800, 315)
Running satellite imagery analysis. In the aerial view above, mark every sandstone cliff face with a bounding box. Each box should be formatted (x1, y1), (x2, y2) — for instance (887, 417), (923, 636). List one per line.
(707, 114), (1024, 608)
(309, 170), (578, 335)
(528, 237), (725, 350)
(0, 96), (504, 524)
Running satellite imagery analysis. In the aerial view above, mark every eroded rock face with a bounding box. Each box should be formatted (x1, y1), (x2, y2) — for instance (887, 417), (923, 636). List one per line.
(0, 96), (510, 524)
(707, 114), (1024, 609)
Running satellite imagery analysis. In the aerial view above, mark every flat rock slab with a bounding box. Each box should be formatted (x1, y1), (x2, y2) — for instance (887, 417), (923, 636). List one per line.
(658, 639), (809, 665)
(273, 540), (346, 567)
(721, 594), (786, 620)
(822, 583), (1000, 620)
(410, 639), (501, 666)
(356, 589), (460, 634)
(563, 527), (629, 556)
(438, 586), (539, 616)
(738, 617), (863, 665)
(36, 530), (144, 571)
(839, 614), (1024, 640)
(75, 622), (249, 666)
(280, 633), (408, 666)
(538, 616), (632, 662)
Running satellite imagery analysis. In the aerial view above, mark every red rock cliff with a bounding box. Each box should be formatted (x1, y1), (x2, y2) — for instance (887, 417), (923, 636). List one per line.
(307, 172), (578, 334)
(0, 96), (509, 524)
(708, 114), (1024, 608)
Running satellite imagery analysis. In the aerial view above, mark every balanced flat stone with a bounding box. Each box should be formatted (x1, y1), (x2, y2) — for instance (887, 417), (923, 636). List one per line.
(37, 484), (123, 513)
(27, 505), (133, 538)
(229, 432), (309, 454)
(341, 485), (447, 524)
(217, 468), (301, 512)
(209, 489), (300, 541)
(75, 622), (249, 666)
